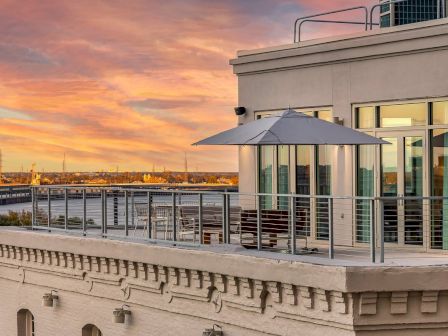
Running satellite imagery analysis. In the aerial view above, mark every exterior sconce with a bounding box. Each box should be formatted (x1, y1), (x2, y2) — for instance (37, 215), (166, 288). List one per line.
(113, 305), (131, 323)
(333, 117), (344, 125)
(202, 324), (223, 336)
(234, 107), (246, 116)
(42, 290), (58, 307)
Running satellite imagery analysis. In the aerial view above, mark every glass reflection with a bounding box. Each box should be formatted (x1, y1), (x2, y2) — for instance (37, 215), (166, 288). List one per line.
(381, 137), (398, 243)
(277, 145), (289, 209)
(356, 106), (376, 129)
(259, 146), (273, 209)
(317, 110), (332, 122)
(296, 145), (311, 237)
(431, 130), (448, 249)
(433, 101), (448, 125)
(296, 146), (311, 195)
(356, 145), (374, 243)
(380, 103), (426, 127)
(404, 136), (423, 245)
(316, 145), (331, 240)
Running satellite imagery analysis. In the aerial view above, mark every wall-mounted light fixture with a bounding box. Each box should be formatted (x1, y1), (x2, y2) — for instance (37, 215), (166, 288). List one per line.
(42, 290), (58, 307)
(113, 304), (131, 323)
(202, 324), (223, 336)
(333, 117), (344, 126)
(234, 107), (246, 116)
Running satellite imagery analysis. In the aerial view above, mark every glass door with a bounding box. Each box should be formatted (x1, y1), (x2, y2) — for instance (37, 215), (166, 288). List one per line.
(378, 131), (425, 246)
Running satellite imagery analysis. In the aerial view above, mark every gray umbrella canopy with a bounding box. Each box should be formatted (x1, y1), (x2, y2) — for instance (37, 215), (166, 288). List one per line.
(193, 109), (388, 145)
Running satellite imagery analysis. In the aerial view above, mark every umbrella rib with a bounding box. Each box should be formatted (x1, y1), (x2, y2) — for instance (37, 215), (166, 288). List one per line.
(264, 130), (283, 144)
(244, 130), (268, 144)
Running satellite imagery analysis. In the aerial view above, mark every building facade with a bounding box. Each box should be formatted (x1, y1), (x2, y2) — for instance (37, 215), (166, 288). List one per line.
(4, 229), (448, 336)
(231, 18), (448, 251)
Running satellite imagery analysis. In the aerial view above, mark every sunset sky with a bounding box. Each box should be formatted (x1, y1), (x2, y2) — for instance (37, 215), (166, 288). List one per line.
(0, 0), (377, 173)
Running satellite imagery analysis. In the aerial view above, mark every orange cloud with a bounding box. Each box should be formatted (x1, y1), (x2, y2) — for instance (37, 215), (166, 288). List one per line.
(0, 0), (377, 172)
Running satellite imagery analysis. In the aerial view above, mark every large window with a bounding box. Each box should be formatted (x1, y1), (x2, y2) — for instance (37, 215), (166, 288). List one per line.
(379, 103), (427, 127)
(277, 145), (289, 209)
(317, 110), (332, 122)
(431, 129), (448, 249)
(356, 145), (375, 243)
(259, 146), (274, 209)
(296, 145), (312, 236)
(296, 145), (311, 195)
(316, 145), (332, 240)
(433, 101), (448, 125)
(354, 98), (448, 249)
(17, 309), (35, 336)
(356, 106), (376, 129)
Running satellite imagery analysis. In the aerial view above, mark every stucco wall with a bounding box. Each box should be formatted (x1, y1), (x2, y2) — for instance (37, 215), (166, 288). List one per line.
(2, 229), (448, 335)
(232, 19), (448, 198)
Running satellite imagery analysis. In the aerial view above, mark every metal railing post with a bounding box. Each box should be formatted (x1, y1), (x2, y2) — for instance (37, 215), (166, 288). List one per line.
(124, 190), (129, 237)
(222, 194), (229, 244)
(290, 195), (297, 255)
(257, 195), (262, 251)
(82, 189), (87, 235)
(131, 191), (135, 229)
(199, 193), (204, 244)
(64, 188), (68, 231)
(101, 190), (105, 236)
(47, 188), (51, 229)
(370, 199), (376, 263)
(147, 192), (152, 239)
(31, 188), (35, 228)
(222, 194), (226, 244)
(104, 189), (108, 235)
(328, 198), (334, 259)
(379, 199), (385, 263)
(226, 193), (231, 244)
(113, 191), (118, 226)
(172, 192), (177, 242)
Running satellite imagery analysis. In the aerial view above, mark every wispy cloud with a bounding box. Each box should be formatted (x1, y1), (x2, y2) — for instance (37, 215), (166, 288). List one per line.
(0, 0), (377, 172)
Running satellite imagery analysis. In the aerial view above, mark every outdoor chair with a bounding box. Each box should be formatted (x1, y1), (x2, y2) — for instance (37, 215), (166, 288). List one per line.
(176, 206), (223, 244)
(178, 206), (199, 242)
(134, 203), (172, 239)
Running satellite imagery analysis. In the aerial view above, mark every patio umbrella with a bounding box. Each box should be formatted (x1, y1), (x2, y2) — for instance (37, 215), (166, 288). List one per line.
(193, 109), (388, 146)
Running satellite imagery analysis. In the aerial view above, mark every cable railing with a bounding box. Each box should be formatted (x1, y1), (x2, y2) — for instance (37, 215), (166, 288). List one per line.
(31, 186), (448, 264)
(293, 0), (447, 43)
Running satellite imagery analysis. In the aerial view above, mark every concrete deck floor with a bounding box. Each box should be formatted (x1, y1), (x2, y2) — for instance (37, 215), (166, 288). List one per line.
(3, 226), (448, 267)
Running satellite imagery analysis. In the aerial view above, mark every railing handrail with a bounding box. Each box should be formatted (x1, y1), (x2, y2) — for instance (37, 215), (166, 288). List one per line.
(31, 185), (448, 201)
(31, 184), (448, 265)
(293, 6), (369, 43)
(293, 0), (446, 43)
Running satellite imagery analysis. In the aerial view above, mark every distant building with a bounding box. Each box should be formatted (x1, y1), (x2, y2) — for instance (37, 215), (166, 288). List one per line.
(380, 0), (447, 27)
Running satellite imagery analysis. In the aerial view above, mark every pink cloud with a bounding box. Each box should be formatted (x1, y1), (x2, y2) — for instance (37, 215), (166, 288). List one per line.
(0, 0), (378, 172)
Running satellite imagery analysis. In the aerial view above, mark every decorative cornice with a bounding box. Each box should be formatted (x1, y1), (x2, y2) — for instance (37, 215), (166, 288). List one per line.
(0, 241), (447, 333)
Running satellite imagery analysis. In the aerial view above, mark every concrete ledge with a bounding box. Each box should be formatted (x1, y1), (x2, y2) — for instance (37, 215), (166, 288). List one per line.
(2, 228), (448, 335)
(230, 19), (448, 75)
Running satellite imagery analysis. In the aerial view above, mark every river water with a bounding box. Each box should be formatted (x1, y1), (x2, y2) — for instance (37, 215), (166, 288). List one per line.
(0, 202), (32, 214)
(0, 193), (237, 227)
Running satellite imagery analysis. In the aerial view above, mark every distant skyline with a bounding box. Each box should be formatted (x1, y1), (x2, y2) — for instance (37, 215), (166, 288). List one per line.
(0, 0), (376, 172)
